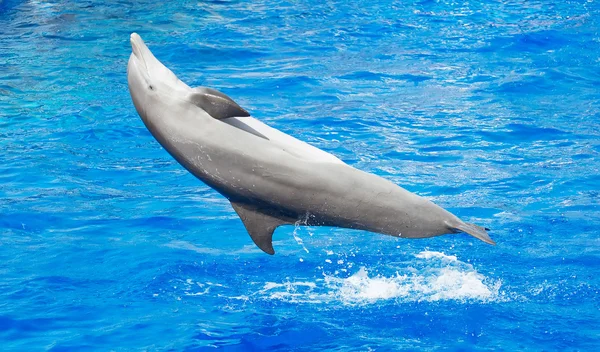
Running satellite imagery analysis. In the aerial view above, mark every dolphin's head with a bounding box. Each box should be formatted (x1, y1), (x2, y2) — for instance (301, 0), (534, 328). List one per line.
(127, 33), (190, 125)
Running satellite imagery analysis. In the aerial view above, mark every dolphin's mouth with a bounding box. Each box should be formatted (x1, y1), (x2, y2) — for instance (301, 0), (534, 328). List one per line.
(127, 33), (191, 93)
(130, 33), (148, 72)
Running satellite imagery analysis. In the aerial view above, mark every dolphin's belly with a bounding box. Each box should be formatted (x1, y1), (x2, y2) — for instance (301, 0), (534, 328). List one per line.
(209, 145), (445, 236)
(160, 120), (454, 238)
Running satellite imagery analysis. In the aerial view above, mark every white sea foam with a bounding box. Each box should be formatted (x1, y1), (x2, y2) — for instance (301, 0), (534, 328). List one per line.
(179, 278), (226, 297)
(259, 251), (502, 305)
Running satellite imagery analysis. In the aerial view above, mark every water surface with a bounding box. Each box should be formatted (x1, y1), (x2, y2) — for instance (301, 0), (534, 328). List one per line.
(1, 0), (599, 350)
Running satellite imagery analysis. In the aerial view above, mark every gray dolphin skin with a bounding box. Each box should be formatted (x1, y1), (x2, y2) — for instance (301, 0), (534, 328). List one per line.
(127, 33), (495, 255)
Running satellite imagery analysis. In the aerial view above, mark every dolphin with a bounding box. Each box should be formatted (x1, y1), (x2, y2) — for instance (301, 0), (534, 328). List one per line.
(127, 33), (495, 255)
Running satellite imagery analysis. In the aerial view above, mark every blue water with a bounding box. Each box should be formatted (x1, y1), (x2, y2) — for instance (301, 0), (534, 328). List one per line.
(1, 0), (599, 350)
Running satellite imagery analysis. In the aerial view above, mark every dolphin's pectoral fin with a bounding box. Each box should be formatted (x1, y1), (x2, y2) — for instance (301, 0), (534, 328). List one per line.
(231, 202), (289, 255)
(188, 87), (250, 119)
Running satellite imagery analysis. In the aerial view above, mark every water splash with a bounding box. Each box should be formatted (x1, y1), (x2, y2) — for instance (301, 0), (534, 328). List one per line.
(292, 214), (312, 254)
(259, 251), (502, 305)
(291, 225), (310, 254)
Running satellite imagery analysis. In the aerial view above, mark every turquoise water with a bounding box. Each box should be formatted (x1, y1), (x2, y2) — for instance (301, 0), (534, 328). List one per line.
(1, 0), (600, 350)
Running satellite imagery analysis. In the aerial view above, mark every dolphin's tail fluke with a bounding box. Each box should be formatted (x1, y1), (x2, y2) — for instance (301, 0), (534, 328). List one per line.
(450, 222), (496, 245)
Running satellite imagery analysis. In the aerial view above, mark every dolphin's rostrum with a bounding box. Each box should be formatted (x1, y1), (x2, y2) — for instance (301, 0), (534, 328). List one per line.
(127, 33), (495, 255)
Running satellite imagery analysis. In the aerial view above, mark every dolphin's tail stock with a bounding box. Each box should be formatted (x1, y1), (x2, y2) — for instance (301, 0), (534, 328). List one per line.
(449, 221), (496, 245)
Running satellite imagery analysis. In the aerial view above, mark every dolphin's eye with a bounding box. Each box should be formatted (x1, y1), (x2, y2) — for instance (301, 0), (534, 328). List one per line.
(148, 85), (154, 90)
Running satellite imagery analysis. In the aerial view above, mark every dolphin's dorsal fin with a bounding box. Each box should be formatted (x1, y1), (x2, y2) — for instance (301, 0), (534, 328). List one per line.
(230, 202), (289, 255)
(188, 87), (250, 119)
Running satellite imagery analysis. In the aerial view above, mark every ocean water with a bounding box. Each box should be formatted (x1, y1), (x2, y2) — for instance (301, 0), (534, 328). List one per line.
(1, 0), (599, 350)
